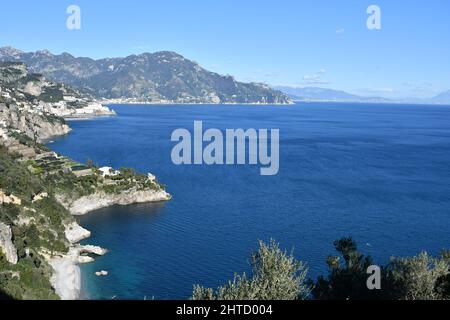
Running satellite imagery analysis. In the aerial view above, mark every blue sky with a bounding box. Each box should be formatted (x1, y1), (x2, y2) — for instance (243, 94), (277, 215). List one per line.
(1, 0), (449, 98)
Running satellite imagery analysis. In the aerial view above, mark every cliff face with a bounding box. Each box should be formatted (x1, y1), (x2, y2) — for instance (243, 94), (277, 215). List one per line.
(58, 189), (171, 216)
(0, 222), (18, 265)
(0, 62), (114, 141)
(1, 106), (71, 141)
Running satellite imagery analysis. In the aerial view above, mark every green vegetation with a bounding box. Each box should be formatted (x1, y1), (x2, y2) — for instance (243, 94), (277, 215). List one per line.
(0, 146), (72, 299)
(38, 86), (64, 103)
(192, 238), (450, 301)
(312, 237), (450, 300)
(36, 157), (164, 200)
(384, 251), (450, 300)
(8, 131), (50, 151)
(0, 252), (58, 300)
(0, 145), (42, 201)
(192, 240), (310, 300)
(312, 237), (379, 300)
(1, 61), (168, 300)
(1, 135), (165, 300)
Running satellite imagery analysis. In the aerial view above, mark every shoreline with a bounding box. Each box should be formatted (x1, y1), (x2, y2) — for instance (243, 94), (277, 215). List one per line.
(47, 190), (170, 300)
(63, 110), (117, 121)
(58, 190), (172, 216)
(100, 100), (294, 106)
(43, 109), (171, 300)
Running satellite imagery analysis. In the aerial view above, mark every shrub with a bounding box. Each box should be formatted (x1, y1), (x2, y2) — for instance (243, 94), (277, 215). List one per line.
(311, 237), (380, 300)
(192, 239), (310, 300)
(384, 252), (450, 300)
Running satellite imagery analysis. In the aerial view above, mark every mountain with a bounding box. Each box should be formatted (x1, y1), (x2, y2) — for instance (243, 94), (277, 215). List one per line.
(0, 47), (291, 104)
(431, 90), (450, 104)
(274, 86), (390, 103)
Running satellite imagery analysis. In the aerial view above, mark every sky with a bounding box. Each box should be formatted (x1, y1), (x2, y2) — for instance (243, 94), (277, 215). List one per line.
(0, 0), (449, 98)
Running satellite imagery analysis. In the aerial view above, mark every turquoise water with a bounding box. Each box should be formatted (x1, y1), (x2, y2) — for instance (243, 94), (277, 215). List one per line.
(49, 103), (450, 300)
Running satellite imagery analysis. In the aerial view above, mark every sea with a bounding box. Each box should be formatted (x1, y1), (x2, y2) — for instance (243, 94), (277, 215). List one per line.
(48, 102), (450, 300)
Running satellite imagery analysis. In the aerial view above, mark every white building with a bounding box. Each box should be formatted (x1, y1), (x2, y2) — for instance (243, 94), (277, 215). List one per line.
(147, 173), (156, 182)
(99, 167), (120, 177)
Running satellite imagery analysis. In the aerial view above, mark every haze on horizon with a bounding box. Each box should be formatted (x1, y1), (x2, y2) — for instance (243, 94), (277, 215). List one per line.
(1, 0), (449, 99)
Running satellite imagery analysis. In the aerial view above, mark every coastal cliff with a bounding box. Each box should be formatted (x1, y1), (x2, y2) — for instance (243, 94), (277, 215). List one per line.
(1, 106), (71, 141)
(0, 63), (170, 300)
(0, 62), (115, 141)
(59, 189), (171, 216)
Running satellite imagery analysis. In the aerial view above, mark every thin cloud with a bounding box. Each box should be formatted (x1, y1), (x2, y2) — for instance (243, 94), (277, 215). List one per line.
(302, 69), (330, 85)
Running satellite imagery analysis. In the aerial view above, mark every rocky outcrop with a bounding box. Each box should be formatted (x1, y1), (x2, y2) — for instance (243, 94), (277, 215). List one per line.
(0, 62), (115, 141)
(48, 243), (107, 299)
(1, 107), (71, 141)
(59, 189), (172, 216)
(78, 244), (108, 256)
(46, 222), (107, 300)
(0, 190), (22, 205)
(62, 102), (116, 119)
(0, 222), (18, 265)
(64, 221), (91, 243)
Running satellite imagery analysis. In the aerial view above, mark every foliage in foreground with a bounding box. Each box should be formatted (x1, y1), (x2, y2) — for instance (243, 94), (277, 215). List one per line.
(0, 146), (69, 300)
(313, 237), (450, 300)
(312, 237), (379, 300)
(193, 238), (450, 301)
(384, 251), (450, 300)
(192, 239), (310, 300)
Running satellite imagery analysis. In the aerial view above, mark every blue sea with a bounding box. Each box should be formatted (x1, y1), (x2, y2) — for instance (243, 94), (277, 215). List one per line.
(49, 103), (450, 300)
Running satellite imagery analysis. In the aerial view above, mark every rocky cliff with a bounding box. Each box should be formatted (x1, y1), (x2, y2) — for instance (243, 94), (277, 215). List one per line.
(58, 189), (172, 216)
(0, 62), (114, 141)
(0, 222), (18, 265)
(1, 105), (71, 141)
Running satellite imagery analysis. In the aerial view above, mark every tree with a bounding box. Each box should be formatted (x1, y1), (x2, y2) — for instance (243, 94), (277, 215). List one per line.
(311, 237), (381, 300)
(384, 251), (450, 300)
(192, 239), (310, 300)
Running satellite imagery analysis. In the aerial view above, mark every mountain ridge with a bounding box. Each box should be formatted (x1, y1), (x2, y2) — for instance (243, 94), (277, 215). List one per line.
(275, 85), (450, 105)
(0, 47), (291, 105)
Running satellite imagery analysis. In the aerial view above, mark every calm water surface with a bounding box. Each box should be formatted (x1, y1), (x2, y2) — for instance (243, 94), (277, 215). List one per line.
(49, 103), (450, 300)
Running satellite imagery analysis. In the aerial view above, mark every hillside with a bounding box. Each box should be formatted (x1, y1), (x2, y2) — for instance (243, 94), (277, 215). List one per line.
(0, 63), (169, 300)
(0, 47), (291, 105)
